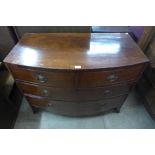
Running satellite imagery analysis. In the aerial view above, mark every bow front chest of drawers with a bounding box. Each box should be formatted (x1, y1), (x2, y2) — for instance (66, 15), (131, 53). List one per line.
(4, 33), (149, 116)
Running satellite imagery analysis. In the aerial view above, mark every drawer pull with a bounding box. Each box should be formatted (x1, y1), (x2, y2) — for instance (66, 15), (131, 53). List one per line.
(100, 102), (106, 106)
(36, 74), (47, 83)
(48, 103), (53, 107)
(42, 89), (49, 96)
(107, 74), (118, 82)
(103, 90), (112, 95)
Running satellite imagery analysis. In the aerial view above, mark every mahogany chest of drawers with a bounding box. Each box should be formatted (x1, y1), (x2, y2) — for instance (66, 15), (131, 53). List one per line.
(4, 33), (149, 116)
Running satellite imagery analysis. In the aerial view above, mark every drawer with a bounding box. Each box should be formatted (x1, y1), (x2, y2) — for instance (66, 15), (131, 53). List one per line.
(17, 81), (131, 101)
(78, 64), (144, 87)
(8, 65), (76, 87)
(25, 94), (127, 116)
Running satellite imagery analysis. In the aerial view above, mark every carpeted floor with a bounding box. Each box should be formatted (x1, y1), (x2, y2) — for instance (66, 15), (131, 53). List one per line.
(14, 90), (155, 129)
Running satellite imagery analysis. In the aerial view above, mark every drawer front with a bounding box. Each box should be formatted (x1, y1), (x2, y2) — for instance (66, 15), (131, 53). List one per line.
(8, 65), (76, 87)
(25, 94), (127, 116)
(17, 81), (131, 101)
(78, 65), (144, 87)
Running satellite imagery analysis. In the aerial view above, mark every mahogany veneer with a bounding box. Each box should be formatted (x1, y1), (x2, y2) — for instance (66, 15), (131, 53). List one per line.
(4, 33), (149, 116)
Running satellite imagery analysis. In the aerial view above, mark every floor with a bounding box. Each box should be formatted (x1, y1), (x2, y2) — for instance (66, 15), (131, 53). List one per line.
(14, 90), (155, 129)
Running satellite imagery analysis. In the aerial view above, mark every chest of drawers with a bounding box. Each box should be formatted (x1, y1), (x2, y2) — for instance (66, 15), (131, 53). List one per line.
(4, 33), (149, 116)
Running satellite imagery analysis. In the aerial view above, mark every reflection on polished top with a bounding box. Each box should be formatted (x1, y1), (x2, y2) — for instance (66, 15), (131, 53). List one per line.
(4, 33), (149, 70)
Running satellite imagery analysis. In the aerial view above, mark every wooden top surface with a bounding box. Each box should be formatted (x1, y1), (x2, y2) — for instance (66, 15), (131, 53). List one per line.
(4, 33), (149, 70)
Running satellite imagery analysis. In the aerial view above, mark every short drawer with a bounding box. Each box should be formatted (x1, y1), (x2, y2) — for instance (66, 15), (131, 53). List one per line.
(78, 64), (144, 87)
(17, 81), (131, 101)
(8, 65), (76, 87)
(25, 94), (127, 116)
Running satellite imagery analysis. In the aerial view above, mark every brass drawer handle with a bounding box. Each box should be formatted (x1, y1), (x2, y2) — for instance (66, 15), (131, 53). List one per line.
(36, 74), (47, 83)
(100, 102), (106, 106)
(42, 89), (49, 96)
(48, 103), (53, 107)
(103, 90), (112, 95)
(107, 74), (118, 82)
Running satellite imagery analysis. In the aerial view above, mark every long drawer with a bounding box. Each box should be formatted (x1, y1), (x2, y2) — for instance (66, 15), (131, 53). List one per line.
(9, 64), (144, 87)
(16, 81), (131, 101)
(25, 94), (127, 116)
